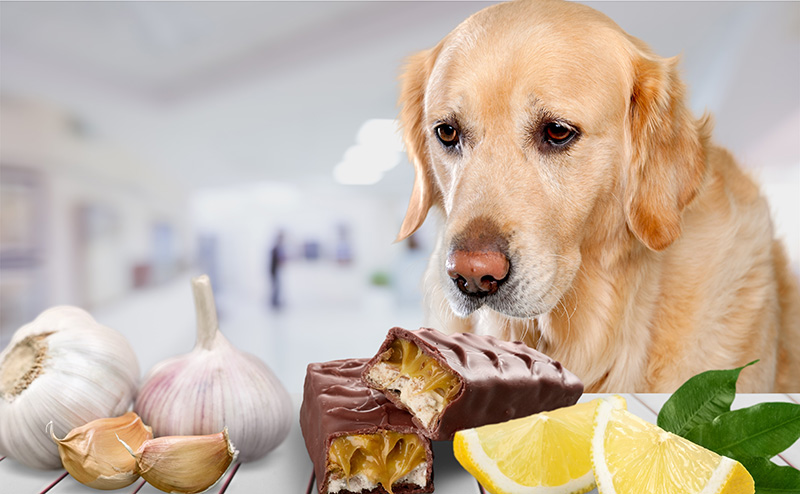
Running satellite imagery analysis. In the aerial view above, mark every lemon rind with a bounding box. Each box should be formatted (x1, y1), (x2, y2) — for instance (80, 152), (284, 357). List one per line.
(603, 394), (627, 410)
(699, 456), (736, 494)
(456, 428), (596, 494)
(590, 399), (615, 494)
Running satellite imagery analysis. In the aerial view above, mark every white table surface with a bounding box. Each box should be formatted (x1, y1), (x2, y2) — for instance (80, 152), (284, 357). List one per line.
(2, 394), (798, 494)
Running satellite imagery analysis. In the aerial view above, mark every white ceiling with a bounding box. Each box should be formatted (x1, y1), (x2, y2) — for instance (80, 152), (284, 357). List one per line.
(1, 1), (798, 198)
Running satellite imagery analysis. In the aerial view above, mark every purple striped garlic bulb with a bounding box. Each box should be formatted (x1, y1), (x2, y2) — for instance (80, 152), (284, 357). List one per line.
(134, 275), (292, 462)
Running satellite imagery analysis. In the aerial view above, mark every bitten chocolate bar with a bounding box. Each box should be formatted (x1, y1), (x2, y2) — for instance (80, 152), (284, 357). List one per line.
(300, 358), (434, 494)
(362, 327), (584, 440)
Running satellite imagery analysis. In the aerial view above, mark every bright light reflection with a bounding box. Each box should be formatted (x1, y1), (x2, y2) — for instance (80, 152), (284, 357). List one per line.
(334, 119), (403, 185)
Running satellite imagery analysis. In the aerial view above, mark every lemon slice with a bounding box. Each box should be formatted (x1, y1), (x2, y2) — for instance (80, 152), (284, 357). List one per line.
(591, 400), (754, 494)
(453, 396), (626, 494)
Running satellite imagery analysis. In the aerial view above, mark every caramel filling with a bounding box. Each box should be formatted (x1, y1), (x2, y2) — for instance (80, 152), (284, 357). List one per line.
(327, 432), (426, 493)
(370, 339), (461, 429)
(388, 339), (460, 399)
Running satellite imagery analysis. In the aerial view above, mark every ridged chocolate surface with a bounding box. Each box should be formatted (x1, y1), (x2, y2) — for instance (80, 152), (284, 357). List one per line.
(300, 358), (433, 494)
(363, 327), (584, 440)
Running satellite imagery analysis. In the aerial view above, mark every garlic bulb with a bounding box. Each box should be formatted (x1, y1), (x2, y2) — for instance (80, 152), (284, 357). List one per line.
(134, 275), (292, 462)
(48, 412), (152, 490)
(0, 306), (140, 469)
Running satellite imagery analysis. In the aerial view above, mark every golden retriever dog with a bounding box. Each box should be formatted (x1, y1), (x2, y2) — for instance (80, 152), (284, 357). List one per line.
(395, 0), (800, 392)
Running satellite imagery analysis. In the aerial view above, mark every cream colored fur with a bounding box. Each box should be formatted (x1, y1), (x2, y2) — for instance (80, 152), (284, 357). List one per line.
(397, 0), (800, 392)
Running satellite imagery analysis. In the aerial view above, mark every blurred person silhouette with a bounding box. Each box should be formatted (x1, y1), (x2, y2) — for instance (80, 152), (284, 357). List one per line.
(268, 230), (287, 309)
(335, 223), (353, 265)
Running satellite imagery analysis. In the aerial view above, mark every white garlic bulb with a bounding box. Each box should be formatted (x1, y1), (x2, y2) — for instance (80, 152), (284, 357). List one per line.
(0, 306), (140, 469)
(134, 275), (292, 462)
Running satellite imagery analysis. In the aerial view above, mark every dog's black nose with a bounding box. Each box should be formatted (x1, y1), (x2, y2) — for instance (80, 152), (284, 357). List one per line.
(446, 248), (510, 296)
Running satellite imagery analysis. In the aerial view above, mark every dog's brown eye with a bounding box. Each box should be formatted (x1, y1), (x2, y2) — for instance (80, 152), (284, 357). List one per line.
(544, 122), (575, 144)
(435, 124), (459, 147)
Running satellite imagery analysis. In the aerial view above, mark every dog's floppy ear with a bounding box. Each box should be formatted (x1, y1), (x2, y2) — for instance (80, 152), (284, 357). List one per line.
(625, 52), (709, 251)
(396, 46), (442, 242)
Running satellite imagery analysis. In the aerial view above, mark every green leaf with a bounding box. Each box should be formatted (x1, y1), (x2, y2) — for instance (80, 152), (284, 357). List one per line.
(685, 402), (800, 460)
(657, 360), (757, 436)
(741, 457), (800, 493)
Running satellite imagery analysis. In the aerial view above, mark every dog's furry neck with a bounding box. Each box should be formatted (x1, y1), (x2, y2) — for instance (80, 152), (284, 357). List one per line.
(534, 191), (659, 392)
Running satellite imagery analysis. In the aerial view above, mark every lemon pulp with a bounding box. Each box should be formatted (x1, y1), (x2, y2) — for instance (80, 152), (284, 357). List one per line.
(477, 401), (596, 486)
(454, 396), (625, 494)
(591, 401), (754, 494)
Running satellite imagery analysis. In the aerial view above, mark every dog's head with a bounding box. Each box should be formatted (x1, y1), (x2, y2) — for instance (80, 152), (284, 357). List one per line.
(397, 0), (708, 318)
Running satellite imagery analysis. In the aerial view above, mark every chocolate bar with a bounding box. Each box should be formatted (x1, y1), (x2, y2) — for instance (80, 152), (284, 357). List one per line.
(362, 327), (584, 440)
(300, 358), (434, 494)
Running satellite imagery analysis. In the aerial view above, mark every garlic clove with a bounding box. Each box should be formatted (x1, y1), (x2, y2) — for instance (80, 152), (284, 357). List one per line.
(48, 412), (153, 490)
(131, 428), (238, 494)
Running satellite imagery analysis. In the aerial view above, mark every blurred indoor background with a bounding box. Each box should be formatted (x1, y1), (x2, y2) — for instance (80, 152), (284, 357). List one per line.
(1, 1), (798, 393)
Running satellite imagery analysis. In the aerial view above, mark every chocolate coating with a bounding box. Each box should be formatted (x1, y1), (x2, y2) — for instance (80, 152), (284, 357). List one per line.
(363, 327), (584, 440)
(300, 358), (433, 494)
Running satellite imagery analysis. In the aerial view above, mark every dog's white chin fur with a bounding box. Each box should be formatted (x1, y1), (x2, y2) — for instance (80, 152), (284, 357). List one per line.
(442, 275), (562, 319)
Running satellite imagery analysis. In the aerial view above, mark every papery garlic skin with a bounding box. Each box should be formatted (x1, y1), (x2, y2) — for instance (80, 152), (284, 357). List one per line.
(48, 412), (152, 490)
(0, 306), (140, 469)
(135, 275), (292, 463)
